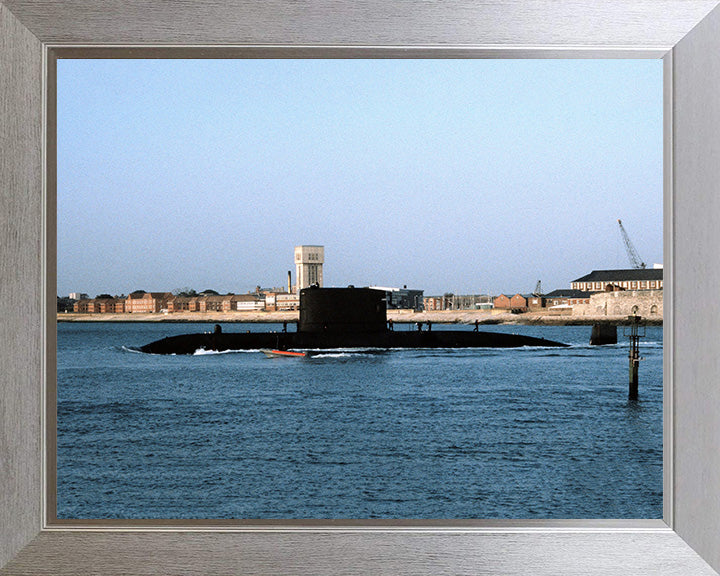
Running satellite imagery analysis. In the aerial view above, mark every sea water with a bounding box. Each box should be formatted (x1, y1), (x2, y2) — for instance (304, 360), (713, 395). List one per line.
(56, 321), (663, 519)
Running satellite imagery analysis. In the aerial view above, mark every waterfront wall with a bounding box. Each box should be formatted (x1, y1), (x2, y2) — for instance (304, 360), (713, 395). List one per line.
(572, 289), (663, 319)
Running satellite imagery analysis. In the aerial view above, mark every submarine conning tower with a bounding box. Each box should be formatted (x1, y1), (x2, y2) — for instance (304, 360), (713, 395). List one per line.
(298, 286), (387, 333)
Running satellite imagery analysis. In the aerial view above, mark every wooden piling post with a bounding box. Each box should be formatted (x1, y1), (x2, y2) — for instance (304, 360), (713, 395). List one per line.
(590, 323), (617, 345)
(626, 315), (644, 399)
(629, 345), (640, 399)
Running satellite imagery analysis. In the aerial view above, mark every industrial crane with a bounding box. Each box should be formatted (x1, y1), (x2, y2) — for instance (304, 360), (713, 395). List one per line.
(617, 219), (646, 269)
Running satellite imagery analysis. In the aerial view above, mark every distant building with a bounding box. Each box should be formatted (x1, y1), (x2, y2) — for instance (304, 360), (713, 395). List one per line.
(447, 294), (486, 310)
(167, 296), (191, 312)
(263, 292), (279, 311)
(370, 286), (424, 311)
(510, 294), (530, 311)
(424, 294), (490, 311)
(275, 292), (300, 311)
(544, 289), (592, 307)
(73, 297), (124, 313)
(95, 297), (124, 313)
(570, 269), (663, 292)
(69, 292), (88, 301)
(493, 294), (512, 309)
(424, 296), (444, 311)
(263, 292), (299, 311)
(526, 294), (545, 311)
(125, 292), (172, 313)
(294, 245), (324, 291)
(73, 299), (91, 313)
(582, 289), (663, 318)
(251, 285), (286, 296)
(233, 294), (265, 311)
(198, 295), (229, 312)
(493, 294), (530, 311)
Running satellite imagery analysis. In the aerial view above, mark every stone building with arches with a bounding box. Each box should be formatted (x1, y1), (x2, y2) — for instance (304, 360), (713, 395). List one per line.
(571, 289), (663, 319)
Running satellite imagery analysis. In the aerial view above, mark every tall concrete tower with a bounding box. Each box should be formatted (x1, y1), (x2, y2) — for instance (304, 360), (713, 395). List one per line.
(294, 245), (324, 291)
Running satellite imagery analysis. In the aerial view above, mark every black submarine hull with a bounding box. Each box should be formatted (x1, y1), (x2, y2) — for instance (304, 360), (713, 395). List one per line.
(139, 288), (568, 354)
(139, 329), (568, 355)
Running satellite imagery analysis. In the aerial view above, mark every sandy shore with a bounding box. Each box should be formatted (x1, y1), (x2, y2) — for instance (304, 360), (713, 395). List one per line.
(57, 309), (662, 326)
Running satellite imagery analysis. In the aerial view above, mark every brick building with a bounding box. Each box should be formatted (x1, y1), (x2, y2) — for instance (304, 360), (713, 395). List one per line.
(73, 299), (91, 313)
(492, 294), (530, 311)
(198, 295), (229, 312)
(544, 289), (592, 307)
(167, 296), (191, 312)
(95, 298), (124, 313)
(73, 297), (125, 313)
(424, 296), (444, 311)
(526, 295), (545, 311)
(509, 294), (530, 311)
(125, 292), (172, 313)
(493, 294), (512, 309)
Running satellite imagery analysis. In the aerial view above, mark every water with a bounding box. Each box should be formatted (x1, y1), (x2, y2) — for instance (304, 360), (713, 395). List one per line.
(56, 322), (663, 519)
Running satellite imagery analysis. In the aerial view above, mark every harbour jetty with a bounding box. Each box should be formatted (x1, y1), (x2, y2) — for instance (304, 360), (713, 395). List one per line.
(139, 286), (569, 354)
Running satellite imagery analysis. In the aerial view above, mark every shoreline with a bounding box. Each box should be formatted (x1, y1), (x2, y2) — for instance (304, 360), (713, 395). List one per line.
(56, 310), (662, 326)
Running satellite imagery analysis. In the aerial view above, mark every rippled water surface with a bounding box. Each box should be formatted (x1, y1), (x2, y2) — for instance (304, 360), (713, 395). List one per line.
(57, 321), (663, 519)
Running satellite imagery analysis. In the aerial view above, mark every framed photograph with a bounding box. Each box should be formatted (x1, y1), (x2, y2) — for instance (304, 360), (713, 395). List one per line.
(51, 55), (665, 524)
(2, 1), (720, 574)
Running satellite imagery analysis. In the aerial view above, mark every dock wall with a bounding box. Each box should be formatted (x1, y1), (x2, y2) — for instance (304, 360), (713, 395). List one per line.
(571, 289), (663, 319)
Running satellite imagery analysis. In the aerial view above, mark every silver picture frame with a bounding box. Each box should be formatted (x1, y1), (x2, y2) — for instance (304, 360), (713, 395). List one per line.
(2, 1), (720, 574)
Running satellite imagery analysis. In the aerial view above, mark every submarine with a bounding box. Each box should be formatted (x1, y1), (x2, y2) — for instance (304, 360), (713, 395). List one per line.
(139, 286), (569, 354)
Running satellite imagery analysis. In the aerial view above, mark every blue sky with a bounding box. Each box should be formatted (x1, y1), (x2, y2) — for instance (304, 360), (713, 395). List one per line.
(57, 59), (663, 297)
